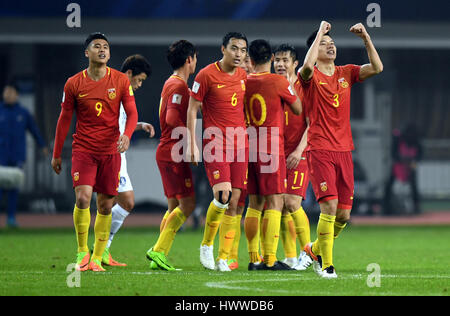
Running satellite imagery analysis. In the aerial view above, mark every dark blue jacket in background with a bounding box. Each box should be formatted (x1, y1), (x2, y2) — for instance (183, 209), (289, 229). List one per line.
(0, 101), (46, 166)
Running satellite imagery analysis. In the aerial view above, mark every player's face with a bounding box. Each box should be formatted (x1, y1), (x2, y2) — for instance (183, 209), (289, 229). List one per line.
(317, 35), (336, 61)
(129, 72), (147, 91)
(222, 38), (248, 69)
(274, 51), (298, 77)
(2, 86), (18, 105)
(240, 55), (254, 74)
(85, 39), (110, 65)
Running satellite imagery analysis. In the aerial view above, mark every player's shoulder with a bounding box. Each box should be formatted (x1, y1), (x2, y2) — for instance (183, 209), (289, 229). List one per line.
(110, 67), (129, 82)
(165, 76), (189, 92)
(337, 64), (360, 73)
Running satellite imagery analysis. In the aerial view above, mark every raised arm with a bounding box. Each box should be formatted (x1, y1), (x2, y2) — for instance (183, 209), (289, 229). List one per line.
(350, 23), (383, 81)
(299, 21), (331, 81)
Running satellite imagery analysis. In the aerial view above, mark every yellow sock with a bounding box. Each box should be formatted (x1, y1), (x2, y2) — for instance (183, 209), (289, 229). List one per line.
(92, 212), (112, 261)
(334, 221), (347, 239)
(244, 208), (262, 263)
(201, 200), (226, 246)
(317, 213), (336, 270)
(154, 207), (186, 254)
(291, 207), (311, 251)
(229, 214), (242, 260)
(281, 214), (297, 258)
(218, 214), (236, 260)
(73, 205), (91, 253)
(160, 210), (170, 233)
(262, 209), (282, 267)
(259, 212), (265, 258)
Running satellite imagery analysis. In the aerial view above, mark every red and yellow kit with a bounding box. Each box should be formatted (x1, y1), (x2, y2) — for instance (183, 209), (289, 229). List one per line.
(191, 61), (248, 189)
(245, 72), (297, 196)
(157, 75), (194, 199)
(284, 80), (309, 198)
(54, 67), (137, 195)
(300, 64), (362, 207)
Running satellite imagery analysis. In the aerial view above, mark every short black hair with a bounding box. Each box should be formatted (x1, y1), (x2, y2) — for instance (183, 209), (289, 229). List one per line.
(274, 44), (298, 62)
(167, 40), (197, 70)
(222, 32), (248, 49)
(248, 39), (272, 65)
(306, 30), (331, 48)
(120, 54), (152, 77)
(84, 32), (109, 49)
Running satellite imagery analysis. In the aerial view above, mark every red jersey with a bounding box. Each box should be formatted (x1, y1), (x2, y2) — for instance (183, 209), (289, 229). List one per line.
(299, 64), (362, 152)
(245, 72), (297, 156)
(156, 75), (190, 162)
(57, 67), (137, 156)
(190, 61), (247, 149)
(284, 79), (307, 157)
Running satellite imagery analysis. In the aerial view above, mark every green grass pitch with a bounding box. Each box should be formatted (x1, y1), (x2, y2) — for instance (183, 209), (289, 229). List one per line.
(1, 225), (449, 296)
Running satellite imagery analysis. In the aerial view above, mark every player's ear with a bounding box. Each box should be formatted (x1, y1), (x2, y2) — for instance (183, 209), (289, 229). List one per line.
(125, 69), (133, 78)
(293, 60), (299, 69)
(84, 49), (89, 58)
(221, 45), (225, 55)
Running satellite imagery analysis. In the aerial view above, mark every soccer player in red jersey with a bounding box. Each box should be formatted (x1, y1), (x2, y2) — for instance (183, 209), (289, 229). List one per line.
(51, 33), (138, 272)
(188, 32), (248, 271)
(273, 44), (312, 270)
(299, 21), (383, 278)
(244, 39), (302, 270)
(146, 40), (198, 271)
(227, 55), (255, 271)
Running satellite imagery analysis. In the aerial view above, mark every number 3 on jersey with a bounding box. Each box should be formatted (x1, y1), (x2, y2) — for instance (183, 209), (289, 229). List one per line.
(332, 94), (339, 108)
(95, 102), (103, 116)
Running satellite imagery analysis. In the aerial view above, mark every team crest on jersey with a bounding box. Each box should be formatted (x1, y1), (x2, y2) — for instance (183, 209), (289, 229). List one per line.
(213, 170), (220, 180)
(185, 178), (192, 188)
(108, 88), (117, 100)
(320, 181), (328, 192)
(241, 80), (246, 91)
(338, 78), (349, 88)
(73, 172), (79, 182)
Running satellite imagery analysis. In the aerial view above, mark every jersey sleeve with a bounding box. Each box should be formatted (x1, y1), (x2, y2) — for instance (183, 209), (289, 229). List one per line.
(61, 79), (76, 110)
(120, 77), (138, 139)
(297, 68), (313, 90)
(166, 84), (188, 127)
(190, 69), (209, 102)
(347, 64), (363, 85)
(277, 76), (297, 105)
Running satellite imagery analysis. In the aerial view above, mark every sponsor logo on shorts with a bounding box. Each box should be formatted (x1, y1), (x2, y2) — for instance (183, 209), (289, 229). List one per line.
(73, 172), (79, 182)
(213, 170), (220, 180)
(320, 181), (328, 192)
(185, 178), (192, 188)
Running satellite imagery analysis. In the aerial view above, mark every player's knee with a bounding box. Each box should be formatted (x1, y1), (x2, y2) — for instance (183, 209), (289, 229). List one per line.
(120, 199), (135, 212)
(76, 192), (92, 209)
(180, 196), (196, 215)
(336, 212), (351, 223)
(216, 190), (232, 205)
(284, 200), (298, 213)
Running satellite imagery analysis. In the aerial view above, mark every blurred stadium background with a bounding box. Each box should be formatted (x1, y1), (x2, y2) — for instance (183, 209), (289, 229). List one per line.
(0, 0), (449, 226)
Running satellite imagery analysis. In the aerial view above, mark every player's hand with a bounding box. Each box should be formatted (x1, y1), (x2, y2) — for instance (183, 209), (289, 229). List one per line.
(286, 150), (302, 169)
(117, 134), (130, 153)
(350, 23), (369, 40)
(51, 157), (62, 175)
(186, 142), (200, 166)
(319, 21), (331, 35)
(141, 123), (155, 138)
